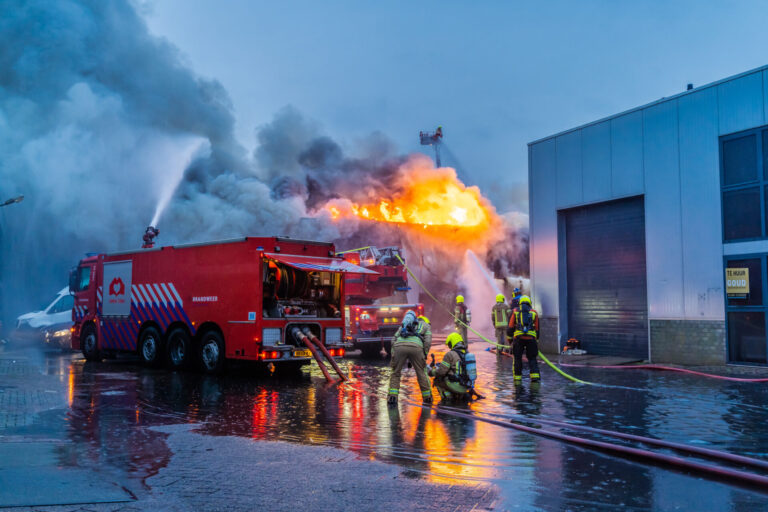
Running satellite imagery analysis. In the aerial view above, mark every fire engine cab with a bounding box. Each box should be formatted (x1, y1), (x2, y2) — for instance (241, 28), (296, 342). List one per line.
(339, 246), (425, 357)
(69, 237), (374, 374)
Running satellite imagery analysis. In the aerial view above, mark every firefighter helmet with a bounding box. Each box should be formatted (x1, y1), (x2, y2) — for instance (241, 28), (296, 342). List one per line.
(495, 294), (505, 303)
(518, 295), (532, 307)
(417, 315), (430, 324)
(402, 310), (417, 328)
(446, 332), (463, 349)
(456, 295), (464, 304)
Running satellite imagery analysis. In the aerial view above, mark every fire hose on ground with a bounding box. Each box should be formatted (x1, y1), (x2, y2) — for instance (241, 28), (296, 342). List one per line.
(394, 254), (593, 385)
(412, 398), (768, 491)
(290, 326), (348, 383)
(342, 374), (768, 493)
(557, 362), (768, 383)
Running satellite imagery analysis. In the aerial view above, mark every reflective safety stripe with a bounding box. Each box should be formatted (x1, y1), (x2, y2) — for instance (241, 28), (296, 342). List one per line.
(440, 360), (451, 368)
(394, 334), (423, 347)
(388, 389), (399, 395)
(493, 307), (509, 327)
(421, 390), (432, 397)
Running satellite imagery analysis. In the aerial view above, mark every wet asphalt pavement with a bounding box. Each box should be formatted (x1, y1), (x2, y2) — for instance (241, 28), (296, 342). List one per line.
(2, 340), (768, 511)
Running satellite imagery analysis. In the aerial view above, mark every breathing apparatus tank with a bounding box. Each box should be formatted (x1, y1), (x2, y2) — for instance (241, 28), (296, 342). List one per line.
(463, 352), (477, 387)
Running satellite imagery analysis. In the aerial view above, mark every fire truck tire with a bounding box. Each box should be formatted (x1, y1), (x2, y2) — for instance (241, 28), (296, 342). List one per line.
(198, 331), (225, 374)
(138, 327), (164, 367)
(166, 328), (191, 370)
(81, 324), (101, 362)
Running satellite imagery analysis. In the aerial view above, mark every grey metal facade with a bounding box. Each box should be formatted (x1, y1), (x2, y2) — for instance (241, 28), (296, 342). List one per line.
(528, 65), (768, 364)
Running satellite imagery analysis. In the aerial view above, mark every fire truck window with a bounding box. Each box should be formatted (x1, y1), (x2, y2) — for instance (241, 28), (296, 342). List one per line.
(78, 266), (91, 291)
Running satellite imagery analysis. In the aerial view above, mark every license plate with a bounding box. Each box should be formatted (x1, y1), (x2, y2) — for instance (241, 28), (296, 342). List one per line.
(293, 349), (311, 358)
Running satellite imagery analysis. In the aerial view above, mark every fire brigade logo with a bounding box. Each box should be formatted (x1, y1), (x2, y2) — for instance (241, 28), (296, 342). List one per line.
(109, 277), (125, 296)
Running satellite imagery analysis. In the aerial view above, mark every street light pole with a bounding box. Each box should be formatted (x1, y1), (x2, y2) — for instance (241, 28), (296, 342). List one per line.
(0, 195), (23, 207)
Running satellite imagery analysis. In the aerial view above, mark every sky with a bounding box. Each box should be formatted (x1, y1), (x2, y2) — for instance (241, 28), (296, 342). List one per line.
(142, 0), (768, 213)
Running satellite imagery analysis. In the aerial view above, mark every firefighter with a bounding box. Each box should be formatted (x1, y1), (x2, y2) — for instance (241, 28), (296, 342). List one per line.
(491, 294), (511, 349)
(417, 315), (432, 355)
(507, 295), (540, 382)
(510, 288), (522, 311)
(428, 332), (474, 401)
(454, 295), (470, 343)
(388, 310), (433, 405)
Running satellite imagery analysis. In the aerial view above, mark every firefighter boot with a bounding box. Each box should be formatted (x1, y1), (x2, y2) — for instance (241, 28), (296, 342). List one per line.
(423, 394), (433, 405)
(387, 394), (398, 406)
(513, 374), (522, 384)
(530, 373), (541, 382)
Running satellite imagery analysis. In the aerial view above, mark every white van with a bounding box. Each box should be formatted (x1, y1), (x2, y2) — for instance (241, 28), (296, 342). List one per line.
(16, 287), (74, 330)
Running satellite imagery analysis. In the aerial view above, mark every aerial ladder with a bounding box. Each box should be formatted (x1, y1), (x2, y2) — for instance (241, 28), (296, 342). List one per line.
(419, 125), (443, 167)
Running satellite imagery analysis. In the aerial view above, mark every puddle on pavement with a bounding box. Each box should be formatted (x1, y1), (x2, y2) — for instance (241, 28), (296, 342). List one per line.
(5, 344), (768, 511)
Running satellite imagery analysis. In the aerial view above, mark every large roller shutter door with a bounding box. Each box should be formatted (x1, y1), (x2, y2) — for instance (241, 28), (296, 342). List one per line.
(565, 196), (648, 358)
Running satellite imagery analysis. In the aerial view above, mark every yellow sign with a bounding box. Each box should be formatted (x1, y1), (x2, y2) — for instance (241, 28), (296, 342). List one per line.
(726, 268), (750, 296)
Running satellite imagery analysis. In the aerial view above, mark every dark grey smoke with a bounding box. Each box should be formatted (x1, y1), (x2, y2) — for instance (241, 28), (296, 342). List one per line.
(0, 0), (528, 332)
(0, 0), (251, 324)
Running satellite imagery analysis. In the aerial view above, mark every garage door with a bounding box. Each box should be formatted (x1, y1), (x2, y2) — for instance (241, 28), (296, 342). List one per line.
(564, 196), (648, 359)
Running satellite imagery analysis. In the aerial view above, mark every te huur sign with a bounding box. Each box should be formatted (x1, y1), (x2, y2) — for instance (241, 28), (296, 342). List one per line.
(726, 268), (750, 298)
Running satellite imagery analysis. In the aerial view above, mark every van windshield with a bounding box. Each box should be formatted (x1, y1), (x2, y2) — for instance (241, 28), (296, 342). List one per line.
(38, 293), (60, 312)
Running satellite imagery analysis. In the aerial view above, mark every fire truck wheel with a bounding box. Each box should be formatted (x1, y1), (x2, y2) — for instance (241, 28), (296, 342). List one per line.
(198, 331), (225, 374)
(81, 324), (101, 362)
(166, 328), (191, 370)
(139, 327), (163, 367)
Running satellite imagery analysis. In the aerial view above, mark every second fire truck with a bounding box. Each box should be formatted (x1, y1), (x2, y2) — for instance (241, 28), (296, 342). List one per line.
(339, 246), (425, 357)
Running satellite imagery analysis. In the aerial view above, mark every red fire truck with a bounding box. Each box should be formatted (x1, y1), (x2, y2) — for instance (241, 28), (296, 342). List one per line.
(339, 246), (425, 357)
(69, 236), (374, 374)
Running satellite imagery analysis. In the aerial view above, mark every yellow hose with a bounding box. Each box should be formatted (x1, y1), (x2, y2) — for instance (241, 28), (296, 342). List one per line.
(395, 254), (594, 385)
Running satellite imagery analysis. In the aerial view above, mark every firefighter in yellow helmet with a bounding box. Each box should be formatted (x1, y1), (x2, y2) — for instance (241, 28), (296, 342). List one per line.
(428, 332), (474, 401)
(454, 295), (470, 342)
(507, 295), (540, 382)
(387, 310), (433, 405)
(491, 294), (511, 351)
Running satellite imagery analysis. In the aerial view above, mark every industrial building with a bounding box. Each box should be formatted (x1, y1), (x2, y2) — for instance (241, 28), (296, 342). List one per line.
(528, 65), (768, 365)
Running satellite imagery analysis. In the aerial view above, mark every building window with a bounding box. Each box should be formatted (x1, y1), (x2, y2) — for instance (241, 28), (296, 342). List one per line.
(725, 256), (768, 365)
(727, 312), (767, 364)
(722, 134), (757, 186)
(722, 188), (761, 240)
(721, 128), (768, 242)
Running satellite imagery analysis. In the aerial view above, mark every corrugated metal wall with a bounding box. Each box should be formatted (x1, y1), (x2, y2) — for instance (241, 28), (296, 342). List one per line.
(529, 66), (768, 347)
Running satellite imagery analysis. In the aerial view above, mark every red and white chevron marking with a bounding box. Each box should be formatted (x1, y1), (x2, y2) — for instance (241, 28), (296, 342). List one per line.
(131, 283), (183, 306)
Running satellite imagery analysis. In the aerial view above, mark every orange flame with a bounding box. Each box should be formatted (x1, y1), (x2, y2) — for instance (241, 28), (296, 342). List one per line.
(324, 156), (498, 244)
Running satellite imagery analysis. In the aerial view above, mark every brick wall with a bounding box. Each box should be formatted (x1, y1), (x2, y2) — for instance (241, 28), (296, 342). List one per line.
(650, 319), (725, 365)
(538, 316), (559, 355)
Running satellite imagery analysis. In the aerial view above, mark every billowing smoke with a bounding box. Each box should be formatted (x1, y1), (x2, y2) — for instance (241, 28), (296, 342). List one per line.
(0, 0), (528, 332)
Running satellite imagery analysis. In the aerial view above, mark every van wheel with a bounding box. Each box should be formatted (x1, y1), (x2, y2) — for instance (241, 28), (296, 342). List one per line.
(198, 331), (225, 374)
(81, 324), (101, 362)
(139, 327), (163, 367)
(166, 328), (191, 370)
